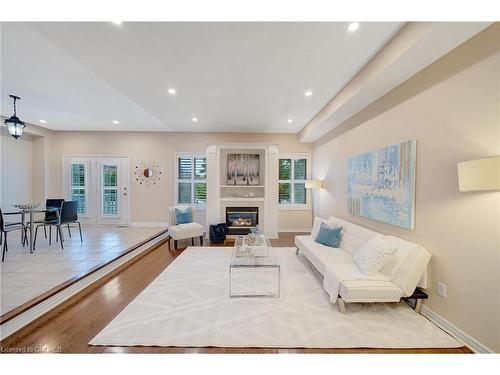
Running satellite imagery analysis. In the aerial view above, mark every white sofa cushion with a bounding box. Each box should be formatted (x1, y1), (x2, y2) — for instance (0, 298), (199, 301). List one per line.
(384, 235), (431, 296)
(296, 234), (397, 303)
(169, 222), (204, 240)
(339, 280), (402, 302)
(353, 235), (397, 275)
(295, 235), (351, 276)
(328, 216), (379, 256)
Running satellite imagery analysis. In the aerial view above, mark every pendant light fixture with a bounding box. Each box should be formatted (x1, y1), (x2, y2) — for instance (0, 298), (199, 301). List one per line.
(3, 95), (26, 139)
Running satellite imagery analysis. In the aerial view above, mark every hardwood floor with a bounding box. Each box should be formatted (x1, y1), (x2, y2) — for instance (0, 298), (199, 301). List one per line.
(0, 233), (471, 354)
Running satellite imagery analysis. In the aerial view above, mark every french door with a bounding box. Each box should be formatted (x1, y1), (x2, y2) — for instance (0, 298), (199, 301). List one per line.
(63, 156), (130, 225)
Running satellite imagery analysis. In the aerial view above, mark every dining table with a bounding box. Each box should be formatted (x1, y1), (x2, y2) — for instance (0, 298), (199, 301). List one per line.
(11, 203), (58, 254)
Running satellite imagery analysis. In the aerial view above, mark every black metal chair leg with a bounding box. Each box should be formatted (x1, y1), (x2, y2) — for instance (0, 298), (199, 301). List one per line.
(67, 223), (72, 238)
(34, 225), (40, 250)
(49, 226), (52, 245)
(2, 233), (7, 262)
(44, 225), (47, 239)
(58, 226), (64, 250)
(0, 231), (2, 246)
(77, 222), (83, 242)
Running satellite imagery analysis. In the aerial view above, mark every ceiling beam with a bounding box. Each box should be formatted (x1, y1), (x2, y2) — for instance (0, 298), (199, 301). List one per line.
(298, 22), (491, 143)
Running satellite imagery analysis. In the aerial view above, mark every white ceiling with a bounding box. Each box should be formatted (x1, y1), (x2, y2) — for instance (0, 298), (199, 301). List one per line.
(299, 22), (492, 143)
(1, 22), (402, 133)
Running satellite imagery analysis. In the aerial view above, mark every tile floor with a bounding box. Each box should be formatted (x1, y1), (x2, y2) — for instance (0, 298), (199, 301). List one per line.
(0, 225), (165, 315)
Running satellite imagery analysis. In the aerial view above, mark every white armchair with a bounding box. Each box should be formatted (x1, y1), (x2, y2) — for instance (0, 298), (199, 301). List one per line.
(168, 205), (204, 250)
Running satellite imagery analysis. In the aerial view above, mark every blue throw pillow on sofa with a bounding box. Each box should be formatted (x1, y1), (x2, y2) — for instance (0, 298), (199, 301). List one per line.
(175, 207), (192, 224)
(314, 222), (343, 248)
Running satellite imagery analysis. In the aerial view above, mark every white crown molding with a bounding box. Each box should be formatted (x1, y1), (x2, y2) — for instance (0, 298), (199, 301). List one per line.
(420, 305), (494, 353)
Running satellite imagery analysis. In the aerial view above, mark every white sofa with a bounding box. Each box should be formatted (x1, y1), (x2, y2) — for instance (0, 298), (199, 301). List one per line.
(295, 216), (431, 313)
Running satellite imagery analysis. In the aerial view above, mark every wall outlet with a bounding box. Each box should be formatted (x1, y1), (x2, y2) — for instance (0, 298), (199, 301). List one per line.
(437, 282), (447, 298)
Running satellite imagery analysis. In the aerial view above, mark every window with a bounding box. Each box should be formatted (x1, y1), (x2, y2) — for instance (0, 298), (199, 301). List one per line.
(278, 155), (309, 208)
(102, 164), (118, 215)
(176, 154), (207, 205)
(71, 163), (87, 214)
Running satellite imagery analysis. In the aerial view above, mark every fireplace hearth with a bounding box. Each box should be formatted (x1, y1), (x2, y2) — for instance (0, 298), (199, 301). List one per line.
(226, 207), (259, 235)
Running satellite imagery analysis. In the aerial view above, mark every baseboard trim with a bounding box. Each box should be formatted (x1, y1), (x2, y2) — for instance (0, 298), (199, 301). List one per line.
(420, 305), (493, 353)
(278, 228), (311, 233)
(130, 222), (169, 227)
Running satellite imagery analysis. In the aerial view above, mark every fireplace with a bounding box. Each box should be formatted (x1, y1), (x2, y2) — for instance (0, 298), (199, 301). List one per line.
(226, 207), (259, 235)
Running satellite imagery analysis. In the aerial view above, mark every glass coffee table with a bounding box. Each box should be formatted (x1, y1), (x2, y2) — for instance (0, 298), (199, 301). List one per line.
(229, 236), (280, 298)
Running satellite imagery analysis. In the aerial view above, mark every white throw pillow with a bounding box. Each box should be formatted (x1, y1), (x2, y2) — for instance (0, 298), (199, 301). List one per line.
(353, 235), (397, 275)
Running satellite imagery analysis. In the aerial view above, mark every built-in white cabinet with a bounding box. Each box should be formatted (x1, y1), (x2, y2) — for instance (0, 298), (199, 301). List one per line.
(205, 143), (279, 238)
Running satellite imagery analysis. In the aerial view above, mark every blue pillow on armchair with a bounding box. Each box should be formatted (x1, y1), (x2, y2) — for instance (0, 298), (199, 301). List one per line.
(314, 222), (343, 248)
(175, 207), (192, 224)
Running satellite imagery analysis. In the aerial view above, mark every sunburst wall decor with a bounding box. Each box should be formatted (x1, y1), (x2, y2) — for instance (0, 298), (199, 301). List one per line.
(133, 161), (164, 186)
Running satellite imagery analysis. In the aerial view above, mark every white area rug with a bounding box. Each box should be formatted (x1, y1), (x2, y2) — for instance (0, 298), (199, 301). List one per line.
(90, 247), (461, 348)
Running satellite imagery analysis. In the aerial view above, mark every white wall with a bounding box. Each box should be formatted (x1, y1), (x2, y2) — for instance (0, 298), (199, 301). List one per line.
(313, 25), (500, 352)
(45, 131), (313, 230)
(0, 129), (36, 209)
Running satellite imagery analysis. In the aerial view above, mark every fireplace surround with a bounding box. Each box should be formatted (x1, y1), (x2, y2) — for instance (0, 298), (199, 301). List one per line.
(226, 207), (259, 235)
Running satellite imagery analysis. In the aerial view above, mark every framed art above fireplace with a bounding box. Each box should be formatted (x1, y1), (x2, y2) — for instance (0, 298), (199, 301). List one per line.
(227, 154), (260, 185)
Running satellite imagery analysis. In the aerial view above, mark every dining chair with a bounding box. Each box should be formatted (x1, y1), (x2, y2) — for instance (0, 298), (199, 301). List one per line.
(1, 208), (31, 262)
(35, 201), (82, 250)
(59, 200), (83, 244)
(34, 199), (64, 244)
(0, 211), (26, 246)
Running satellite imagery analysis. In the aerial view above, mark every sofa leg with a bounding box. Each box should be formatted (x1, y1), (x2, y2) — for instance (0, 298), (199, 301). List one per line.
(174, 239), (178, 249)
(338, 297), (346, 313)
(295, 247), (299, 255)
(199, 235), (204, 246)
(415, 299), (423, 314)
(167, 236), (171, 252)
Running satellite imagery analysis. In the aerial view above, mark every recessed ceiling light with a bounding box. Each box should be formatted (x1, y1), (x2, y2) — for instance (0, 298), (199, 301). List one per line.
(167, 88), (176, 95)
(304, 91), (313, 97)
(191, 117), (198, 122)
(112, 120), (119, 124)
(39, 119), (47, 124)
(287, 119), (293, 123)
(111, 21), (122, 25)
(348, 22), (360, 32)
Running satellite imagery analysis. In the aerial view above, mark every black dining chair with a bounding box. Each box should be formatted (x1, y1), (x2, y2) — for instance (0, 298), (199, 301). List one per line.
(0, 211), (27, 246)
(59, 200), (83, 244)
(33, 199), (64, 247)
(34, 199), (64, 244)
(35, 201), (82, 250)
(1, 208), (31, 262)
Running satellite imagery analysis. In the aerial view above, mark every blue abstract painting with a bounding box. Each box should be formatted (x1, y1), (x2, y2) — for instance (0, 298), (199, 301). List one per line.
(347, 140), (416, 229)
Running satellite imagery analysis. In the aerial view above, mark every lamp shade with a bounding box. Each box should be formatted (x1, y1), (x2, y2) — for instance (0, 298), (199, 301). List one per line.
(305, 179), (323, 189)
(457, 157), (500, 192)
